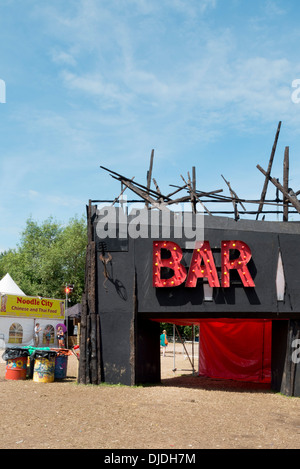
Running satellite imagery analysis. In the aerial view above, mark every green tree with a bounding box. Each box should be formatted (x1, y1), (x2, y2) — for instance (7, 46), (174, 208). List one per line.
(0, 216), (87, 304)
(159, 323), (199, 342)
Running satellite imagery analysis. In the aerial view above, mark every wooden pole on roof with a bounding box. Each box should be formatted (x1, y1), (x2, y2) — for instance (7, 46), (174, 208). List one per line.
(111, 177), (135, 206)
(283, 146), (289, 222)
(192, 166), (197, 214)
(257, 165), (300, 213)
(256, 121), (282, 220)
(146, 149), (154, 209)
(221, 174), (246, 221)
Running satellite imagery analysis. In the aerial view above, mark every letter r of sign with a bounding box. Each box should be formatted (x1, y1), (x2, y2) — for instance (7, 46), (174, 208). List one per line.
(221, 240), (255, 287)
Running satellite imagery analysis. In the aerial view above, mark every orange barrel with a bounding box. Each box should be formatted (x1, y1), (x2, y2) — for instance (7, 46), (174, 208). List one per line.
(2, 348), (29, 381)
(32, 350), (57, 383)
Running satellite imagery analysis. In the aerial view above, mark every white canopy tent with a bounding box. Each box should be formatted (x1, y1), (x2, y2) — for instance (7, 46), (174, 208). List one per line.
(0, 274), (64, 356)
(0, 273), (26, 296)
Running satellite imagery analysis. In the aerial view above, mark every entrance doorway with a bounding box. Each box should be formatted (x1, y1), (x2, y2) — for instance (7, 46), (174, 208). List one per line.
(156, 319), (272, 384)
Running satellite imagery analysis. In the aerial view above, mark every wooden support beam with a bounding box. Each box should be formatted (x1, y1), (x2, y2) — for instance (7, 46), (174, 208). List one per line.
(166, 183), (188, 199)
(181, 174), (212, 216)
(196, 188), (223, 197)
(221, 174), (246, 210)
(256, 121), (282, 219)
(79, 202), (102, 385)
(221, 174), (245, 221)
(114, 176), (170, 211)
(111, 176), (135, 206)
(100, 165), (171, 201)
(283, 146), (289, 222)
(191, 167), (197, 214)
(146, 150), (154, 209)
(78, 292), (87, 384)
(257, 164), (300, 213)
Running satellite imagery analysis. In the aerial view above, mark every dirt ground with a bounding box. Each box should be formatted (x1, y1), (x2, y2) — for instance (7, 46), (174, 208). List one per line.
(0, 346), (300, 450)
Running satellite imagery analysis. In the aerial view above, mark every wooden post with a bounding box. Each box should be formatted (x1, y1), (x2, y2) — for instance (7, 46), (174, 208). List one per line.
(78, 292), (87, 384)
(78, 201), (101, 385)
(221, 174), (246, 221)
(96, 314), (102, 383)
(146, 149), (154, 209)
(130, 270), (137, 386)
(191, 166), (197, 214)
(283, 146), (289, 222)
(256, 121), (282, 220)
(257, 165), (300, 213)
(85, 314), (91, 384)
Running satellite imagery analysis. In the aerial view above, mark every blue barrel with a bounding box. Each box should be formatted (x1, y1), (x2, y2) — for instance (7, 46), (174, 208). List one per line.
(54, 354), (68, 379)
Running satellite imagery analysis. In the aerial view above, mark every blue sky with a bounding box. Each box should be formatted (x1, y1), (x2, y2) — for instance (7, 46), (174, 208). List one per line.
(1, 0), (300, 252)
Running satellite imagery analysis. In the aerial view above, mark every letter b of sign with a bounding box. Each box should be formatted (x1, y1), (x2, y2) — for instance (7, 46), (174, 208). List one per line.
(153, 241), (187, 287)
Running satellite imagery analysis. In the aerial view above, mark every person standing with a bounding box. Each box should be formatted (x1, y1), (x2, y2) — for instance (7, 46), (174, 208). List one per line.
(160, 329), (168, 357)
(34, 323), (41, 347)
(45, 326), (51, 346)
(57, 326), (65, 349)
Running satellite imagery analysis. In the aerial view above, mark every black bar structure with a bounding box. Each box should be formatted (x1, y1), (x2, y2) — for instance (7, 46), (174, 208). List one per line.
(78, 123), (300, 396)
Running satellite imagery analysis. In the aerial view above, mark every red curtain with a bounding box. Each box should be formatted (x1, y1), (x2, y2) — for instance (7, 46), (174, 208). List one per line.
(199, 320), (272, 383)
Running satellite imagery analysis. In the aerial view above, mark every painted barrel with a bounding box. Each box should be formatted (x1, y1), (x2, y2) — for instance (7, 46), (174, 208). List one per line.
(54, 354), (68, 379)
(26, 355), (35, 379)
(32, 350), (57, 383)
(5, 356), (27, 380)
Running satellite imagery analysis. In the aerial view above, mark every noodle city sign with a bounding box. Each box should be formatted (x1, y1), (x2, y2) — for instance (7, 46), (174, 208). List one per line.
(153, 240), (255, 289)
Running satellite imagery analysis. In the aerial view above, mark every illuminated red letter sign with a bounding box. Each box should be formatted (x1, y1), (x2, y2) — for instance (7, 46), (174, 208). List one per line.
(153, 241), (187, 287)
(186, 241), (220, 287)
(153, 240), (255, 288)
(221, 240), (255, 287)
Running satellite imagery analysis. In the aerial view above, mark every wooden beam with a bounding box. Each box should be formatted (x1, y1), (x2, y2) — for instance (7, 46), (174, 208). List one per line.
(256, 121), (282, 219)
(146, 150), (154, 209)
(166, 183), (188, 199)
(257, 164), (300, 213)
(180, 174), (212, 216)
(221, 174), (244, 220)
(100, 165), (172, 202)
(115, 176), (170, 211)
(111, 177), (135, 206)
(283, 146), (289, 222)
(192, 167), (197, 214)
(221, 175), (246, 210)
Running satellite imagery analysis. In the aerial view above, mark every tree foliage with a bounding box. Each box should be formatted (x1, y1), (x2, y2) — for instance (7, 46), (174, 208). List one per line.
(160, 322), (199, 341)
(0, 216), (87, 305)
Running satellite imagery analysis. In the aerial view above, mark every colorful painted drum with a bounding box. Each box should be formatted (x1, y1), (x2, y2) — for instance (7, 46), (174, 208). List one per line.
(5, 356), (27, 380)
(54, 354), (68, 379)
(33, 355), (56, 383)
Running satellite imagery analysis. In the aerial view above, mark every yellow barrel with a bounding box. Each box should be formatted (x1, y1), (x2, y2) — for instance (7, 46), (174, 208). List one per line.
(32, 350), (57, 383)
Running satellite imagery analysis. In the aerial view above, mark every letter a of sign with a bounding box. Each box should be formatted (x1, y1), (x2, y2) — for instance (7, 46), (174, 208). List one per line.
(153, 241), (187, 287)
(186, 241), (220, 287)
(221, 240), (255, 287)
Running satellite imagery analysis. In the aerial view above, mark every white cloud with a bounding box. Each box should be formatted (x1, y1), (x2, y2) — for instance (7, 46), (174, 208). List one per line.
(61, 70), (131, 106)
(37, 1), (296, 138)
(28, 190), (39, 199)
(51, 49), (77, 66)
(264, 0), (287, 17)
